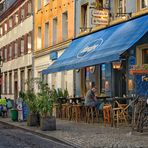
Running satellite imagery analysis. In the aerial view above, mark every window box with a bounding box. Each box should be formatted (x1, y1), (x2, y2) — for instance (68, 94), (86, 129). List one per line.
(130, 64), (148, 74)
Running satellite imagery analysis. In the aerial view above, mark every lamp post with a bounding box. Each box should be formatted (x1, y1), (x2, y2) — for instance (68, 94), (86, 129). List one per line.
(0, 56), (3, 99)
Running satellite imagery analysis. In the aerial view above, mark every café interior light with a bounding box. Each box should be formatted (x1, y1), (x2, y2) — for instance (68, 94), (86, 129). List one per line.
(112, 61), (121, 69)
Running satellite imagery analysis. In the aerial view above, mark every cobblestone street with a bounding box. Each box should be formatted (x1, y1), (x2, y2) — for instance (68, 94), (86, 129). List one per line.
(0, 118), (147, 148)
(0, 123), (72, 148)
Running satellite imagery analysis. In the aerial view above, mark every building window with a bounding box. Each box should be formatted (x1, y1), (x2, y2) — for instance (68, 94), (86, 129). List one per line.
(44, 22), (49, 48)
(37, 0), (41, 10)
(140, 0), (148, 9)
(15, 41), (18, 58)
(15, 13), (19, 24)
(4, 73), (7, 94)
(9, 72), (12, 94)
(42, 74), (48, 84)
(62, 71), (68, 90)
(81, 4), (88, 31)
(9, 45), (12, 60)
(142, 49), (148, 64)
(9, 17), (13, 29)
(4, 22), (7, 32)
(100, 64), (106, 93)
(28, 1), (32, 15)
(21, 37), (24, 54)
(62, 11), (68, 41)
(52, 18), (58, 45)
(0, 26), (3, 36)
(37, 27), (42, 50)
(52, 73), (57, 89)
(4, 48), (7, 62)
(20, 70), (25, 91)
(21, 7), (25, 20)
(28, 69), (32, 81)
(27, 34), (31, 52)
(44, 0), (49, 5)
(116, 0), (126, 15)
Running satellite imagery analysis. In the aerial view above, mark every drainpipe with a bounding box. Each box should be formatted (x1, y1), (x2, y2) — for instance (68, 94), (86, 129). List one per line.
(73, 0), (77, 97)
(31, 0), (35, 91)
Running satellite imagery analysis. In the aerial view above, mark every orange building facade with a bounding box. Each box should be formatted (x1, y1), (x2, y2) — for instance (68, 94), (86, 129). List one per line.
(34, 0), (75, 95)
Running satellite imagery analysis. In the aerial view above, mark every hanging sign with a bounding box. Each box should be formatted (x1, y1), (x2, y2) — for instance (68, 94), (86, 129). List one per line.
(91, 9), (109, 25)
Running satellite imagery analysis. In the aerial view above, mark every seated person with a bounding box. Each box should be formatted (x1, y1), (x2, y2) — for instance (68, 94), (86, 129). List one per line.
(85, 86), (99, 110)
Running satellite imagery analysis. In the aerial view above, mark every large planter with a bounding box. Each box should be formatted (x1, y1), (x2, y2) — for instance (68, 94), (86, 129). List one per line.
(40, 116), (56, 131)
(11, 109), (18, 121)
(27, 113), (40, 126)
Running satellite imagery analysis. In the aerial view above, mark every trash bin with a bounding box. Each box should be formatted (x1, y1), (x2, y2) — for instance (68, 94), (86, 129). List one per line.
(11, 109), (18, 121)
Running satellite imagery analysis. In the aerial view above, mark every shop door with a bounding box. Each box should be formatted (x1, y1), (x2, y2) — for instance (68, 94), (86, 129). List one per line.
(113, 69), (126, 97)
(14, 81), (18, 105)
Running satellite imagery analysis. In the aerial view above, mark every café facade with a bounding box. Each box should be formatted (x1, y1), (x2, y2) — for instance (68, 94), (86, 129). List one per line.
(43, 14), (148, 98)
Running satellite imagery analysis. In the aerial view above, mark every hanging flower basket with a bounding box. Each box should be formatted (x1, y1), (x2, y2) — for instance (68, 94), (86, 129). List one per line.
(130, 64), (148, 75)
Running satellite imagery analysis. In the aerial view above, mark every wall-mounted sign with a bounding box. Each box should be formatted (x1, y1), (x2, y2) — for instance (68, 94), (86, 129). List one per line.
(50, 51), (58, 61)
(142, 76), (148, 81)
(91, 9), (109, 25)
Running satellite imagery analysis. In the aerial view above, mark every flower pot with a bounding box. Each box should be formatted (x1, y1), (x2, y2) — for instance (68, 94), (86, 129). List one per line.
(27, 113), (40, 126)
(40, 116), (56, 131)
(130, 70), (148, 75)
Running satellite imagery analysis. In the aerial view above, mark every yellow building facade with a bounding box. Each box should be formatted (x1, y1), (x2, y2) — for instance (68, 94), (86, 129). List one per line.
(34, 0), (75, 95)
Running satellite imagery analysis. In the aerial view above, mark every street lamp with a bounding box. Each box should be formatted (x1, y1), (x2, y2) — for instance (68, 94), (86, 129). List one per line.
(0, 56), (3, 98)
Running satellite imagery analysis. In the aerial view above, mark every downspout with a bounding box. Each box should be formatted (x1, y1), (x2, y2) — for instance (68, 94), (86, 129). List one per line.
(73, 0), (77, 97)
(31, 0), (35, 91)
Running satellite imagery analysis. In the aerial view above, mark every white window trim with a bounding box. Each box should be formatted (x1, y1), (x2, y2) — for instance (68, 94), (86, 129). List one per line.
(140, 0), (148, 10)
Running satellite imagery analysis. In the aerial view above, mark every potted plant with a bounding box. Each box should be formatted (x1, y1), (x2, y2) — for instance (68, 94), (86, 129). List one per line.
(37, 81), (56, 131)
(23, 79), (39, 126)
(51, 88), (69, 118)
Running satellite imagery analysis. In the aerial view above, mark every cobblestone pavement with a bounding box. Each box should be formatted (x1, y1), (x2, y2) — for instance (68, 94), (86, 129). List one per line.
(0, 118), (148, 148)
(0, 123), (72, 148)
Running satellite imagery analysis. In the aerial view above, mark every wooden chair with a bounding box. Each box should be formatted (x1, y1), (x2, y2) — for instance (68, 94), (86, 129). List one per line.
(86, 106), (99, 123)
(103, 104), (112, 127)
(113, 100), (133, 127)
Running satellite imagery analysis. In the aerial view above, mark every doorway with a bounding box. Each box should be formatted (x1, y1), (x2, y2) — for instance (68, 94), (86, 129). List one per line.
(14, 81), (18, 106)
(113, 62), (126, 97)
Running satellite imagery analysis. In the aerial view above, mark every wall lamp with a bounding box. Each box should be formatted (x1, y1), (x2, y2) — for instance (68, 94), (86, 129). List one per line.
(116, 12), (132, 19)
(80, 27), (92, 33)
(112, 61), (122, 69)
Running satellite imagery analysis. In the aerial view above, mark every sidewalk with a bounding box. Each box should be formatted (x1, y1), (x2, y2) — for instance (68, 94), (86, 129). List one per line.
(0, 117), (148, 148)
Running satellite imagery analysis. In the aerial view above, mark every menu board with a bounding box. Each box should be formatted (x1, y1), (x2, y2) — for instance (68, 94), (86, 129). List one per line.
(22, 102), (29, 121)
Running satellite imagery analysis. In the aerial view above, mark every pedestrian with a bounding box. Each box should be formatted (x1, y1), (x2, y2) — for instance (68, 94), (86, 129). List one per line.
(1, 97), (7, 118)
(84, 86), (99, 110)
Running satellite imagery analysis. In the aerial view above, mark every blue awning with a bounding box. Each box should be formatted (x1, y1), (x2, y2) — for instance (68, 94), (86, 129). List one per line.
(43, 15), (148, 74)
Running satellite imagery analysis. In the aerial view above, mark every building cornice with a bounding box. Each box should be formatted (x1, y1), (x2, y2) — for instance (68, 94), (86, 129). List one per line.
(34, 39), (72, 58)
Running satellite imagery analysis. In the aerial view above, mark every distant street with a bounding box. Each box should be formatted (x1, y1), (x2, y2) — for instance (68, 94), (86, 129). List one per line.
(0, 123), (72, 148)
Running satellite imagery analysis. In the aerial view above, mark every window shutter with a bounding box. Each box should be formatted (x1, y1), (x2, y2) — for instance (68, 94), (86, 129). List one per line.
(7, 45), (9, 61)
(12, 42), (15, 59)
(18, 38), (21, 57)
(25, 1), (28, 18)
(7, 20), (9, 31)
(24, 34), (28, 54)
(3, 47), (5, 61)
(18, 9), (21, 23)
